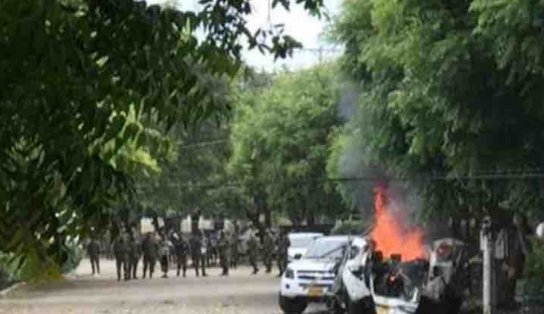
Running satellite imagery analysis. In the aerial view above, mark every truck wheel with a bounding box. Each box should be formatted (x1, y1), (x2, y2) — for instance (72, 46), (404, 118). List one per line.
(279, 295), (308, 314)
(446, 296), (462, 314)
(347, 296), (375, 314)
(326, 296), (345, 314)
(416, 296), (438, 314)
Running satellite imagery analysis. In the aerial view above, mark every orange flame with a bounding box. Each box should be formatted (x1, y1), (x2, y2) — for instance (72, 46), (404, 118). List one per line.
(370, 184), (426, 261)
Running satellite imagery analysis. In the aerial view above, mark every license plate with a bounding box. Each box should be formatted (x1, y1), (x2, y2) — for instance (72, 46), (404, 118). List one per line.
(308, 286), (323, 297)
(376, 306), (389, 314)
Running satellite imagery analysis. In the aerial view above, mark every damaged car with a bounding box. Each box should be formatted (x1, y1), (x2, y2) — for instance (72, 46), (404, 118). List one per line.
(327, 237), (468, 314)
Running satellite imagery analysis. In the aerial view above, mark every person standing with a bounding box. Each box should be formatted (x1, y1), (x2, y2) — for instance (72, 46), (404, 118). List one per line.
(217, 230), (230, 276)
(190, 231), (206, 277)
(159, 236), (171, 278)
(230, 229), (239, 268)
(200, 232), (209, 276)
(173, 233), (189, 277)
(113, 233), (128, 281)
(142, 232), (159, 279)
(276, 230), (290, 277)
(206, 233), (215, 267)
(262, 229), (275, 273)
(87, 237), (101, 276)
(127, 231), (141, 280)
(247, 229), (260, 275)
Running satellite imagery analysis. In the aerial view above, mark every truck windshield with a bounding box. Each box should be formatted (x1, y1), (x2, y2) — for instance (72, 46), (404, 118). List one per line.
(305, 239), (347, 259)
(290, 236), (318, 248)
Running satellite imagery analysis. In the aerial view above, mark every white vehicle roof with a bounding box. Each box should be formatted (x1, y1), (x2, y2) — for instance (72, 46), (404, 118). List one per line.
(314, 235), (350, 242)
(288, 232), (323, 239)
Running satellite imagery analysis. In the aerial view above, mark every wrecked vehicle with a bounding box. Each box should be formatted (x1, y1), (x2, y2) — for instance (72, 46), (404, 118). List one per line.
(327, 237), (468, 314)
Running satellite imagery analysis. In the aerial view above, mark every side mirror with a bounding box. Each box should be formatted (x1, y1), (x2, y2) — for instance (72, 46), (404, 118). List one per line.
(294, 253), (302, 260)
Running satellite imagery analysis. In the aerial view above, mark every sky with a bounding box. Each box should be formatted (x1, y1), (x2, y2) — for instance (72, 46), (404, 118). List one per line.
(146, 0), (342, 71)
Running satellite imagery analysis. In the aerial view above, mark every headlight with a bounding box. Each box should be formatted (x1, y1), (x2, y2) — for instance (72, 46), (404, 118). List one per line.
(284, 268), (295, 279)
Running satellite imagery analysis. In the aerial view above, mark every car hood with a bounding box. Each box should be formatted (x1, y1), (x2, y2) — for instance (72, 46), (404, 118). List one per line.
(289, 258), (338, 272)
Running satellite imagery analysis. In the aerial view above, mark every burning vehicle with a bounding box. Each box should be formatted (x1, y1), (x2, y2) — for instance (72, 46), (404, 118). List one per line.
(326, 186), (469, 314)
(328, 237), (467, 314)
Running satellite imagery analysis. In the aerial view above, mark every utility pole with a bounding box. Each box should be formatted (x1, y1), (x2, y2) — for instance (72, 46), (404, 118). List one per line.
(481, 216), (496, 314)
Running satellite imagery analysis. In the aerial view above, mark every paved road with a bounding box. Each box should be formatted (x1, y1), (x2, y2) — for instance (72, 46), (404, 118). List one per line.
(0, 259), (327, 314)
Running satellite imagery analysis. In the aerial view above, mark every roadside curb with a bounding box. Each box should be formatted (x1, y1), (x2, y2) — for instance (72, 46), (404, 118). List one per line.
(0, 282), (25, 298)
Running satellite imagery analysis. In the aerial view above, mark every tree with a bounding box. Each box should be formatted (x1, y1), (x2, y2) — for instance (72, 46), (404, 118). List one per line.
(229, 64), (347, 227)
(0, 0), (325, 279)
(135, 119), (251, 223)
(329, 0), (544, 222)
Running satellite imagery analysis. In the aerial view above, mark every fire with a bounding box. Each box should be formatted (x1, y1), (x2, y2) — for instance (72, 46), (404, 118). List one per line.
(370, 184), (426, 261)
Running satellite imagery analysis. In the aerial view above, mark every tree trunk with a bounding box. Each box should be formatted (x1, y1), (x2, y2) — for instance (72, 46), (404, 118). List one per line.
(264, 206), (272, 228)
(307, 210), (315, 227)
(151, 215), (160, 233)
(190, 209), (201, 235)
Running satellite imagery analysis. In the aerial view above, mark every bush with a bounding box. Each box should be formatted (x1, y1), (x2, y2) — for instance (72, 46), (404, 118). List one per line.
(0, 239), (83, 285)
(0, 252), (18, 289)
(522, 239), (544, 305)
(525, 239), (544, 280)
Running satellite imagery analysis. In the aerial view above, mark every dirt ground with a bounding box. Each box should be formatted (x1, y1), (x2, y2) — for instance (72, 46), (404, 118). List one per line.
(0, 259), (326, 314)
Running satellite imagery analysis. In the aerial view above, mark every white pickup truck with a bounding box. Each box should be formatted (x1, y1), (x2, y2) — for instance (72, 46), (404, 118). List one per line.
(279, 235), (352, 314)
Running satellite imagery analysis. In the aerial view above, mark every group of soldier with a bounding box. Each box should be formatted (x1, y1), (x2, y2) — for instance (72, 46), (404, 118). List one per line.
(86, 226), (291, 281)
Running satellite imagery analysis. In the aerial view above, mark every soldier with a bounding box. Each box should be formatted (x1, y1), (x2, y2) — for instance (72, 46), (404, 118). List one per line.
(247, 229), (260, 274)
(262, 229), (275, 273)
(159, 236), (171, 278)
(190, 231), (208, 277)
(173, 233), (189, 277)
(276, 230), (290, 277)
(217, 230), (230, 276)
(87, 237), (101, 276)
(142, 232), (159, 279)
(230, 229), (239, 268)
(200, 232), (209, 276)
(112, 233), (128, 281)
(206, 233), (215, 267)
(127, 231), (141, 280)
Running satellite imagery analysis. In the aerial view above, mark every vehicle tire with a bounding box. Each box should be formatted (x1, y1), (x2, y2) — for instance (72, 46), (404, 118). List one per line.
(416, 296), (438, 314)
(446, 296), (462, 314)
(279, 294), (308, 314)
(347, 296), (375, 314)
(326, 296), (345, 314)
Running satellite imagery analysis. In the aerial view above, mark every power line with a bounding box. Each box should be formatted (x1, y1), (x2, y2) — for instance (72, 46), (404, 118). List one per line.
(136, 170), (544, 191)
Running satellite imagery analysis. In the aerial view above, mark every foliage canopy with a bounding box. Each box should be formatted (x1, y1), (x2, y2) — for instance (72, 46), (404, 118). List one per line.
(0, 0), (324, 278)
(229, 64), (347, 226)
(329, 0), (544, 221)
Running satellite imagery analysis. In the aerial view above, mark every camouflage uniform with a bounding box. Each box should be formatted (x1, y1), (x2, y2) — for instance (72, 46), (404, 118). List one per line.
(262, 230), (275, 273)
(190, 232), (207, 277)
(87, 239), (100, 275)
(141, 233), (159, 279)
(247, 230), (259, 274)
(127, 234), (141, 279)
(230, 230), (239, 268)
(159, 238), (171, 278)
(217, 231), (230, 276)
(113, 235), (128, 281)
(173, 234), (189, 277)
(276, 232), (290, 276)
